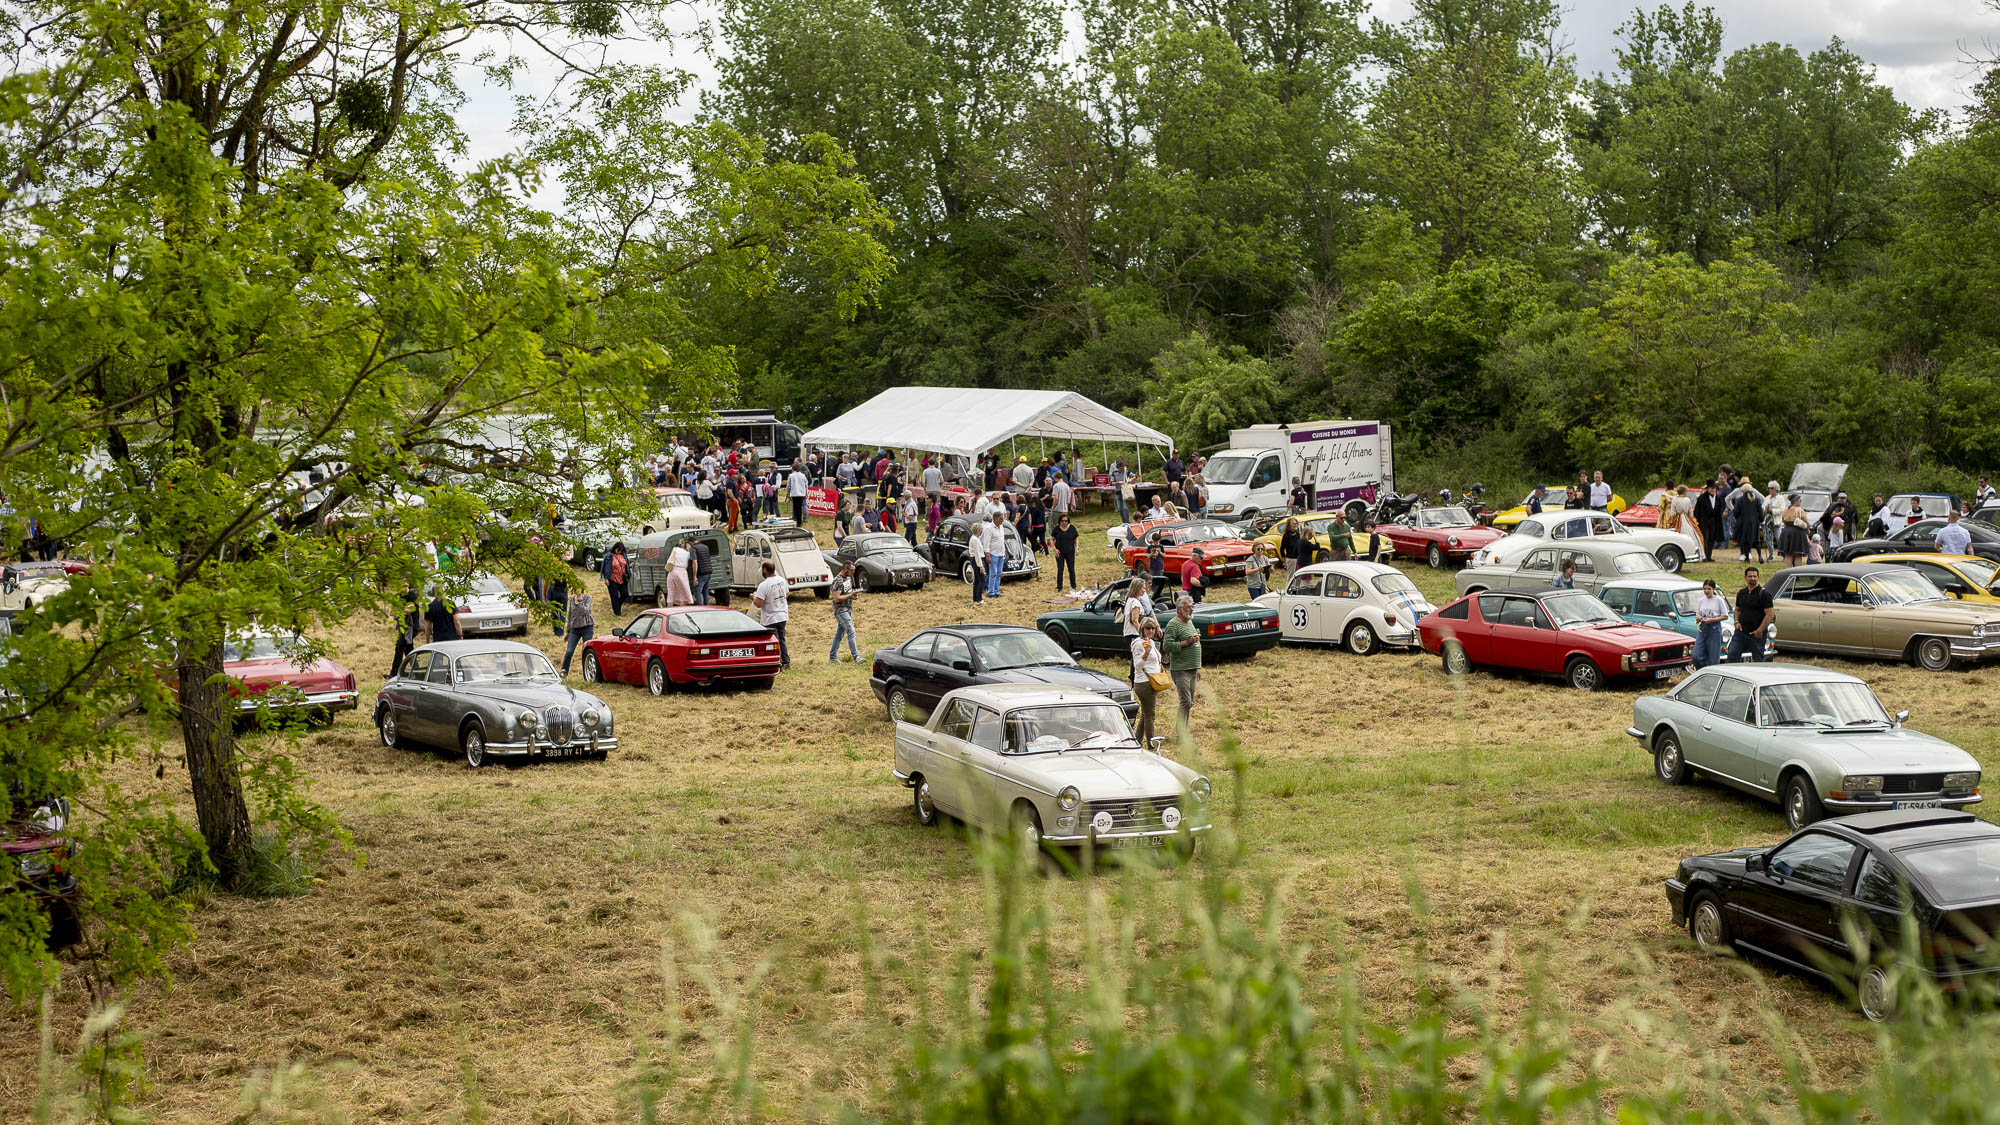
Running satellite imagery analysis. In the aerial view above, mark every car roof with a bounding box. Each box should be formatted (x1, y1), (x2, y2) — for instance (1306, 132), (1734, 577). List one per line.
(1485, 586), (1612, 603)
(643, 605), (743, 616)
(1296, 561), (1401, 578)
(416, 640), (546, 656)
(944, 683), (1119, 708)
(917, 623), (1034, 637)
(1815, 809), (1999, 841)
(1503, 537), (1655, 559)
(1600, 575), (1702, 592)
(1768, 563), (1905, 582)
(1680, 661), (1862, 687)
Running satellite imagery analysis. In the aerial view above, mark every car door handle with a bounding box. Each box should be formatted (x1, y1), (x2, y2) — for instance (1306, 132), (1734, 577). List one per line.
(1701, 724), (1712, 732)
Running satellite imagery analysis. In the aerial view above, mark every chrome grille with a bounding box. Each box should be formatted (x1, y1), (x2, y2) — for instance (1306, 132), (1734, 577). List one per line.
(1884, 774), (1944, 795)
(1085, 795), (1180, 833)
(542, 705), (576, 746)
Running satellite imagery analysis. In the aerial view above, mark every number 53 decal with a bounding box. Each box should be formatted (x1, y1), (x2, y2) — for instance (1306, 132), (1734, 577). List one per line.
(1290, 605), (1309, 630)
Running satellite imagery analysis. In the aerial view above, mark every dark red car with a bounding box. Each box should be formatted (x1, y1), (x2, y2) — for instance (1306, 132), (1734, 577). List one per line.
(222, 632), (360, 726)
(1379, 506), (1506, 569)
(7, 796), (78, 948)
(1418, 587), (1693, 690)
(581, 606), (781, 694)
(1119, 520), (1258, 579)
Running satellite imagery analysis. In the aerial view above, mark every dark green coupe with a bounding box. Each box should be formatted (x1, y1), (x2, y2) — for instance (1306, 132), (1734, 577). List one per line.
(1035, 585), (1282, 658)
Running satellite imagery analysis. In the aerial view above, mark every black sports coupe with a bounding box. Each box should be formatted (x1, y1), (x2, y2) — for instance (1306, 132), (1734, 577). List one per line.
(868, 624), (1136, 723)
(1667, 809), (2000, 1021)
(918, 515), (1040, 585)
(1831, 518), (2000, 565)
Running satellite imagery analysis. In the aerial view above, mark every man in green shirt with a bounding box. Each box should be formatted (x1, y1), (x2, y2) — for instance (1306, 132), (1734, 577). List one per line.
(1325, 512), (1350, 561)
(1162, 595), (1203, 736)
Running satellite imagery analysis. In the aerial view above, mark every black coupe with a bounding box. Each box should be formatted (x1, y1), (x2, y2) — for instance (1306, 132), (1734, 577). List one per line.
(1668, 809), (2000, 1021)
(917, 515), (1040, 585)
(1831, 517), (2000, 564)
(868, 624), (1136, 723)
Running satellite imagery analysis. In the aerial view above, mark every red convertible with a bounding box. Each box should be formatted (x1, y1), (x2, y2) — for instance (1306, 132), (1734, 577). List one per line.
(581, 606), (781, 694)
(1119, 520), (1259, 578)
(1418, 587), (1692, 690)
(221, 631), (359, 725)
(1380, 506), (1505, 569)
(1617, 487), (1686, 528)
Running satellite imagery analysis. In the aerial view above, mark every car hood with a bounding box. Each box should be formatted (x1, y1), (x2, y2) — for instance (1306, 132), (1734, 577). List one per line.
(451, 681), (610, 711)
(1564, 623), (1688, 647)
(1788, 728), (1982, 770)
(1013, 750), (1192, 797)
(1685, 847), (1762, 873)
(1883, 600), (2000, 626)
(228, 655), (352, 688)
(1790, 462), (1849, 493)
(985, 665), (1128, 692)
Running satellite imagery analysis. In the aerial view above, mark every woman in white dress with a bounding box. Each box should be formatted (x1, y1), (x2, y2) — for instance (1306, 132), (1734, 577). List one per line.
(665, 540), (694, 606)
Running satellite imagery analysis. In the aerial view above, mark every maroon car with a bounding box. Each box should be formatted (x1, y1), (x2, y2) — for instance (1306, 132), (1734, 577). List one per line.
(1418, 587), (1692, 690)
(1379, 506), (1506, 569)
(7, 796), (78, 948)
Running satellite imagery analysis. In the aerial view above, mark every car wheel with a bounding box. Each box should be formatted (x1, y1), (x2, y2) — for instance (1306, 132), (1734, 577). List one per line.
(1783, 772), (1824, 829)
(885, 684), (911, 723)
(1344, 620), (1377, 656)
(1858, 964), (1896, 1023)
(647, 659), (668, 696)
(653, 586), (669, 609)
(913, 777), (939, 826)
(462, 722), (487, 769)
(582, 650), (601, 684)
(1656, 546), (1684, 573)
(1653, 730), (1690, 784)
(1343, 500), (1369, 527)
(1565, 657), (1603, 691)
(1044, 623), (1073, 654)
(961, 559), (976, 585)
(1426, 543), (1444, 569)
(856, 571), (871, 593)
(377, 708), (402, 749)
(579, 548), (600, 570)
(1012, 802), (1045, 863)
(1441, 641), (1471, 675)
(749, 676), (776, 691)
(1914, 636), (1954, 672)
(1688, 892), (1730, 951)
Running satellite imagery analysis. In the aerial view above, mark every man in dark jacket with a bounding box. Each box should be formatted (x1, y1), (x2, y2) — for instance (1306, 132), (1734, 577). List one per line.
(1821, 492), (1859, 541)
(689, 539), (713, 605)
(1693, 484), (1721, 561)
(1731, 484), (1763, 563)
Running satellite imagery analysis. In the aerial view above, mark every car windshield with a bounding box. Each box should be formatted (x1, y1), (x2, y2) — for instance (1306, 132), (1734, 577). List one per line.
(1417, 507), (1474, 528)
(1202, 454), (1256, 486)
(1640, 488), (1672, 506)
(471, 575), (511, 597)
(454, 650), (559, 683)
(1372, 573), (1421, 597)
(1759, 681), (1891, 727)
(1614, 552), (1665, 575)
(971, 632), (1077, 671)
(853, 535), (907, 555)
(662, 493), (695, 508)
(1003, 703), (1135, 753)
(665, 610), (767, 636)
(1895, 840), (2000, 906)
(1177, 523), (1239, 543)
(1865, 572), (1948, 605)
(773, 530), (820, 553)
(1543, 593), (1623, 628)
(222, 634), (299, 662)
(1957, 558), (2000, 588)
(1671, 589), (1700, 615)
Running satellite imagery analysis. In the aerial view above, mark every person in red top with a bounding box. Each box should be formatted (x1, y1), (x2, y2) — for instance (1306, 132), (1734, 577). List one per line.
(1179, 547), (1207, 604)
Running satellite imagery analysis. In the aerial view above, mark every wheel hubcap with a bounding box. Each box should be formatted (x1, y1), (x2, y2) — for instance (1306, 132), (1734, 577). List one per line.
(917, 782), (934, 821)
(381, 715), (396, 745)
(1862, 968), (1891, 1020)
(1574, 665), (1597, 688)
(467, 732), (483, 766)
(1354, 626), (1372, 651)
(650, 665), (664, 694)
(889, 690), (907, 720)
(584, 654), (598, 681)
(1694, 902), (1722, 946)
(1789, 786), (1805, 826)
(1660, 741), (1679, 777)
(1428, 546), (1442, 568)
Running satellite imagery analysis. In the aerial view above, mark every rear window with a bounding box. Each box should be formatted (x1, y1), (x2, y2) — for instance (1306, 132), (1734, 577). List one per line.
(665, 610), (766, 636)
(1613, 552), (1663, 575)
(1896, 839), (2000, 906)
(1436, 600), (1469, 620)
(773, 530), (820, 552)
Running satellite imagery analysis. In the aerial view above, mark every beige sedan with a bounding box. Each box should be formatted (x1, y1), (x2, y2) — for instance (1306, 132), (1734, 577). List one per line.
(1768, 563), (2000, 671)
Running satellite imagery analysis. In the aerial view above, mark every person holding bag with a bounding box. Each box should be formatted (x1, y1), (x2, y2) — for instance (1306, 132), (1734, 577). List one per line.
(1129, 617), (1167, 747)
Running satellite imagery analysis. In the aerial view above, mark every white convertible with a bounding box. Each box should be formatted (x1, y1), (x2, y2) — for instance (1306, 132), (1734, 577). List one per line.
(1472, 508), (1700, 574)
(892, 684), (1212, 858)
(1252, 561), (1435, 654)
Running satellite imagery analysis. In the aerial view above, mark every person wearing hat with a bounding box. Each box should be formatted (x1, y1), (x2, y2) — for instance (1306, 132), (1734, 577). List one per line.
(1821, 491), (1858, 543)
(1762, 481), (1786, 562)
(1010, 456), (1034, 491)
(1730, 479), (1763, 562)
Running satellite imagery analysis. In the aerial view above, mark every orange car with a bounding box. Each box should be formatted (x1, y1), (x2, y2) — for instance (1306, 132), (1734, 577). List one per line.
(1119, 519), (1259, 578)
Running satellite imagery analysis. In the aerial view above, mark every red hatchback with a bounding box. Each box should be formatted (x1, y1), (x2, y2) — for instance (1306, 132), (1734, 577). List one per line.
(581, 606), (781, 694)
(1418, 587), (1692, 690)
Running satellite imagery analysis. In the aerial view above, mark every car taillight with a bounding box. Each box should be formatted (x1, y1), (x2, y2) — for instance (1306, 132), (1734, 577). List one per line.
(1206, 623), (1227, 636)
(1384, 612), (1398, 625)
(696, 647), (711, 656)
(345, 673), (356, 691)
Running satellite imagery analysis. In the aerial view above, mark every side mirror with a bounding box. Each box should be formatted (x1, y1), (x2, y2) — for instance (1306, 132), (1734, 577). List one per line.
(1149, 736), (1167, 755)
(951, 659), (971, 672)
(610, 626), (625, 637)
(1896, 709), (1911, 724)
(1746, 853), (1767, 873)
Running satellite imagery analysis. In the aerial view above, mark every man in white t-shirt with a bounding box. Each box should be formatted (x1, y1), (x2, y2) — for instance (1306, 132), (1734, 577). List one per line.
(981, 518), (1007, 600)
(787, 464), (810, 525)
(922, 461), (943, 497)
(752, 560), (791, 668)
(1010, 458), (1034, 490)
(1589, 471), (1612, 511)
(967, 521), (988, 605)
(1051, 472), (1072, 515)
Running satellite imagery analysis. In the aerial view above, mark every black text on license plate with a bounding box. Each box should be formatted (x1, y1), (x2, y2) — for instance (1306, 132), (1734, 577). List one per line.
(1106, 835), (1168, 849)
(1897, 799), (1942, 809)
(720, 647), (756, 658)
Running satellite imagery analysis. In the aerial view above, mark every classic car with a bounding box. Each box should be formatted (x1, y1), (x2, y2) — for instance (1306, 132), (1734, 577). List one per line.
(919, 515), (1041, 585)
(870, 624), (1136, 723)
(0, 561), (78, 613)
(891, 684), (1212, 858)
(1831, 518), (2000, 565)
(581, 606), (780, 693)
(7, 795), (79, 949)
(1419, 587), (1692, 690)
(1767, 564), (2000, 671)
(1877, 493), (1961, 534)
(1665, 809), (2000, 1021)
(1628, 663), (1981, 830)
(1119, 520), (1259, 579)
(1252, 562), (1434, 655)
(1859, 553), (2000, 606)
(1379, 506), (1505, 568)
(1788, 462), (1848, 528)
(221, 630), (360, 725)
(1472, 509), (1698, 573)
(374, 640), (618, 767)
(821, 532), (934, 591)
(1455, 537), (1669, 598)
(1250, 511), (1391, 562)
(1615, 486), (1697, 528)
(626, 525), (833, 605)
(565, 488), (715, 568)
(450, 573), (531, 636)
(1036, 589), (1280, 658)
(1489, 486), (1628, 530)
(1976, 500), (2000, 528)
(1597, 575), (1777, 660)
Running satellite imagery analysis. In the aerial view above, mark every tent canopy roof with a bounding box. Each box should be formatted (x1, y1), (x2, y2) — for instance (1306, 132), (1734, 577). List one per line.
(800, 388), (1171, 459)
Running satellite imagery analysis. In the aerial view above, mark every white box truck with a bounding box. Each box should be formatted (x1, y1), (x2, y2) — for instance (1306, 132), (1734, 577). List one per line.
(1202, 421), (1395, 523)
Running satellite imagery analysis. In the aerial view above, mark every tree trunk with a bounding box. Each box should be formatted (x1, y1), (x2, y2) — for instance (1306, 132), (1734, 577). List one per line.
(179, 640), (253, 885)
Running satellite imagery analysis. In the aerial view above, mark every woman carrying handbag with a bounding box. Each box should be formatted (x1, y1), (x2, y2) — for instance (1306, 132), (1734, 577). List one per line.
(1130, 617), (1168, 747)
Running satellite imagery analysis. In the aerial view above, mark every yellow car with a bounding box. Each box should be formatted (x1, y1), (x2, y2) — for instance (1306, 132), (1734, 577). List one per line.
(1489, 486), (1628, 530)
(1253, 511), (1392, 561)
(1864, 553), (2000, 605)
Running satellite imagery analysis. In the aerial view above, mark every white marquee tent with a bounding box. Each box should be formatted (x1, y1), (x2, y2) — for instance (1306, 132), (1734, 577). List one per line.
(800, 387), (1171, 459)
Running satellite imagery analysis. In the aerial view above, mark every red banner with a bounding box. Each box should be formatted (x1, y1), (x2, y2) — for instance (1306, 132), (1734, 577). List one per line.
(806, 486), (840, 519)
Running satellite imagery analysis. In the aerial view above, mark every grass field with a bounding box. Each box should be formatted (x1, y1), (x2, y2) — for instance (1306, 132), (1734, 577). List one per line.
(6, 504), (1997, 1121)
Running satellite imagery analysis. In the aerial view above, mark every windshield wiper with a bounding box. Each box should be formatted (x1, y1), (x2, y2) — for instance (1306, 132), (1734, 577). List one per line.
(1773, 719), (1823, 727)
(1839, 718), (1891, 728)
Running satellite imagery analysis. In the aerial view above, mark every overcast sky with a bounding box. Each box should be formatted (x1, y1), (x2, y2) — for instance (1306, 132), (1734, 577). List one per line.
(456, 0), (1997, 167)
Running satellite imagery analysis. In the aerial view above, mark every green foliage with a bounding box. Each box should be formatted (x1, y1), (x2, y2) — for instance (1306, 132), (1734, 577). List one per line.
(1140, 332), (1281, 451)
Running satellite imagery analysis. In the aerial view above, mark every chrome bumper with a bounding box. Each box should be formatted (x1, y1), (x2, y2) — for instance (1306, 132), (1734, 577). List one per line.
(892, 768), (914, 786)
(1042, 823), (1213, 845)
(1625, 725), (1645, 739)
(1825, 794), (1982, 811)
(237, 689), (359, 713)
(1950, 638), (2000, 658)
(482, 735), (618, 758)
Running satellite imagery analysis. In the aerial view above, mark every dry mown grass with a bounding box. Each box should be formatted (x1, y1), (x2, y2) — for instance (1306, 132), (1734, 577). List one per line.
(2, 507), (1993, 1121)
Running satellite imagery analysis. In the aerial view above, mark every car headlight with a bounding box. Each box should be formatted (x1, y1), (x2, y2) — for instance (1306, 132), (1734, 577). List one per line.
(18, 851), (54, 879)
(1057, 786), (1081, 812)
(581, 709), (601, 729)
(1447, 535), (1460, 547)
(518, 710), (538, 729)
(1945, 772), (1980, 790)
(1211, 503), (1234, 514)
(1975, 624), (1988, 639)
(1190, 776), (1212, 803)
(1842, 774), (1884, 793)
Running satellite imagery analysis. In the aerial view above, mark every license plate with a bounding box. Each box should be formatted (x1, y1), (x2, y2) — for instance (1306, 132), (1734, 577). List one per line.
(720, 647), (756, 658)
(1654, 668), (1673, 679)
(544, 745), (584, 758)
(1897, 799), (1943, 809)
(485, 618), (513, 630)
(1103, 835), (1168, 849)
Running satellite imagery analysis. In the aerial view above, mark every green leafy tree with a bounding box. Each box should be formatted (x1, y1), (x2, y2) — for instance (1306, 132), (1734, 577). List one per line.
(1140, 332), (1281, 451)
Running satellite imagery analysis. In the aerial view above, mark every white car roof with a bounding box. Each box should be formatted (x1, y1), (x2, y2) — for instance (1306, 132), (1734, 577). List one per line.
(1601, 575), (1703, 593)
(1294, 561), (1402, 579)
(941, 684), (1119, 710)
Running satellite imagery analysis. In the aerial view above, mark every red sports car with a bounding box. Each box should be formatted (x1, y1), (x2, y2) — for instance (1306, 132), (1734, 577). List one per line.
(1617, 487), (1686, 528)
(581, 606), (781, 694)
(221, 631), (360, 725)
(1119, 520), (1259, 578)
(1380, 506), (1506, 569)
(1418, 587), (1692, 690)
